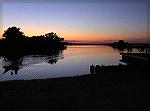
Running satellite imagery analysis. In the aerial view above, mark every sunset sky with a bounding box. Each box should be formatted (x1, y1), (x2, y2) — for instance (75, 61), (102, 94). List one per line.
(0, 0), (149, 43)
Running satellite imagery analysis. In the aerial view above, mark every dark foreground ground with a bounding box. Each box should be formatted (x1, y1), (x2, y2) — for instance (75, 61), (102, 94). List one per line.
(0, 65), (150, 111)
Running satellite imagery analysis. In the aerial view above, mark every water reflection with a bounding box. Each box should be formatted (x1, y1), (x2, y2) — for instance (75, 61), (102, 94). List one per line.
(3, 56), (23, 75)
(0, 45), (122, 81)
(2, 50), (64, 75)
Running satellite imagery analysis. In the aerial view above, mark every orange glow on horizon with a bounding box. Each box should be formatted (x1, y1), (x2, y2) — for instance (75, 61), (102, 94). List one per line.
(0, 26), (148, 42)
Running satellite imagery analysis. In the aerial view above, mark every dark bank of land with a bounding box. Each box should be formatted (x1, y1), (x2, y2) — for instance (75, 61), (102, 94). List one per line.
(1, 64), (150, 110)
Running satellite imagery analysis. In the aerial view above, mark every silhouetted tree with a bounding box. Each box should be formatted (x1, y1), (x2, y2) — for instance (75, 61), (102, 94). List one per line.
(3, 26), (25, 40)
(1, 26), (66, 54)
(118, 40), (125, 45)
(44, 32), (64, 42)
(110, 40), (128, 51)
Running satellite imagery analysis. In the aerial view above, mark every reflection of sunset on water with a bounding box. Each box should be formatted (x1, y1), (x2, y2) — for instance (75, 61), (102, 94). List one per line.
(0, 45), (122, 81)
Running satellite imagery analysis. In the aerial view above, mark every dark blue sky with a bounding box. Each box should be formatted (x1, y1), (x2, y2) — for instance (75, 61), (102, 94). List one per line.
(1, 1), (148, 42)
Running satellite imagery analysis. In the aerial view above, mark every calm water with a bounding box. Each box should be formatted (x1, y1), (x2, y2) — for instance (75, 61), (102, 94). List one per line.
(0, 45), (122, 81)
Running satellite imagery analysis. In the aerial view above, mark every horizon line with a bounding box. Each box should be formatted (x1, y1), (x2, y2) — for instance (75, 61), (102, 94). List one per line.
(0, 37), (150, 43)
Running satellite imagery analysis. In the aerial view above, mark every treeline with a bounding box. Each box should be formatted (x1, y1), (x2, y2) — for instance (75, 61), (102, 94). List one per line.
(0, 26), (67, 55)
(109, 40), (150, 53)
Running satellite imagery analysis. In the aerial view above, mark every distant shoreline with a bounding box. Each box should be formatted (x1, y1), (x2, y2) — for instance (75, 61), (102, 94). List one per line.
(66, 42), (150, 45)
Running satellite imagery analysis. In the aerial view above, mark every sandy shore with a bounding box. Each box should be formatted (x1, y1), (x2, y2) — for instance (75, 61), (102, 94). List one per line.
(0, 65), (150, 110)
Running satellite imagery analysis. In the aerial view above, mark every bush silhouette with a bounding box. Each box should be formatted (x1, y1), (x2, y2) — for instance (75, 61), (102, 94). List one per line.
(0, 26), (67, 55)
(3, 26), (25, 40)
